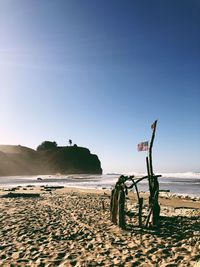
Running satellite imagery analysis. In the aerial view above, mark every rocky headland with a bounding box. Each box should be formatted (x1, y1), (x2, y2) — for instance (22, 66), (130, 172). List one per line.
(0, 143), (102, 176)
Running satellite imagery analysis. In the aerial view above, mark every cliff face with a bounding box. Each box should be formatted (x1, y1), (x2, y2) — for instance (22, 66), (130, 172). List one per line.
(38, 146), (102, 174)
(0, 145), (102, 176)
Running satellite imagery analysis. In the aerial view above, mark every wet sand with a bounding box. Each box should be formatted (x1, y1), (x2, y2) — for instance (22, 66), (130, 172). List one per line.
(0, 186), (199, 266)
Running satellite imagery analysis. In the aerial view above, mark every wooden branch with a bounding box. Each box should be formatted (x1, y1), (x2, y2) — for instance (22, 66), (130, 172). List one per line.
(110, 188), (119, 224)
(118, 190), (126, 229)
(149, 120), (157, 176)
(138, 198), (143, 227)
(145, 189), (159, 227)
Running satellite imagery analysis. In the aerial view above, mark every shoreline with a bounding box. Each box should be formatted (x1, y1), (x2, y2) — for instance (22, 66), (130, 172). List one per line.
(0, 186), (200, 266)
(0, 184), (200, 201)
(0, 172), (200, 199)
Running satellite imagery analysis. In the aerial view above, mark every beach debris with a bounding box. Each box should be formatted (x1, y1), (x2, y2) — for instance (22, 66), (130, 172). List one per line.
(1, 192), (40, 198)
(44, 186), (64, 190)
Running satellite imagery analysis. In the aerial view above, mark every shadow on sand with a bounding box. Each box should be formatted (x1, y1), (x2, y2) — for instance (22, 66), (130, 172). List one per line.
(127, 214), (200, 243)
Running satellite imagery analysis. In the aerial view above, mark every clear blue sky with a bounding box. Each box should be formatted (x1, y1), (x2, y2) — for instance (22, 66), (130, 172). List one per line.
(0, 0), (199, 173)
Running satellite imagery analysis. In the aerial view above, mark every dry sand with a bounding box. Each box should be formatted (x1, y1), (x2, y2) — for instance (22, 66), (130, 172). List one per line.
(0, 186), (199, 266)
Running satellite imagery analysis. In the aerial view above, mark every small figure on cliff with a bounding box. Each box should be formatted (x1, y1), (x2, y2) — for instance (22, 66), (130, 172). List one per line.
(69, 139), (72, 146)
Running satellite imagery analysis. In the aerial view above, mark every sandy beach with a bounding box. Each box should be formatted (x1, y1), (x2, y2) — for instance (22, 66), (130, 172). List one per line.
(0, 186), (200, 266)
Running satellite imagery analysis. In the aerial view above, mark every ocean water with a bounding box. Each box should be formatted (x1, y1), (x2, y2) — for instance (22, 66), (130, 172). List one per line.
(0, 172), (200, 197)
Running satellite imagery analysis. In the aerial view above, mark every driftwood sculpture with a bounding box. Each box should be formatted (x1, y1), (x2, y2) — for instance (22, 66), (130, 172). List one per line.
(110, 120), (161, 229)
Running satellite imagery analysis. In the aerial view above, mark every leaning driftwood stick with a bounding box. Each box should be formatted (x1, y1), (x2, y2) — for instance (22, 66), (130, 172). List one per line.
(145, 192), (158, 227)
(138, 197), (143, 227)
(146, 156), (151, 177)
(146, 156), (152, 205)
(111, 188), (119, 224)
(152, 179), (160, 226)
(145, 205), (153, 228)
(110, 188), (115, 221)
(118, 189), (126, 229)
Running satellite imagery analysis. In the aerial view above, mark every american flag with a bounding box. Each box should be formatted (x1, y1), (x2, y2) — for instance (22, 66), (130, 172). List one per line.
(137, 141), (148, 152)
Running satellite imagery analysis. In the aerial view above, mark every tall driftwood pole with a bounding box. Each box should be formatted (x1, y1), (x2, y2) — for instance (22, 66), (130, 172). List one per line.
(148, 120), (160, 226)
(149, 120), (157, 176)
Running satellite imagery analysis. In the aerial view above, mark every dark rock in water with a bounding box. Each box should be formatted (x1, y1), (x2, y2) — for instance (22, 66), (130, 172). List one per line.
(44, 186), (64, 190)
(0, 144), (102, 176)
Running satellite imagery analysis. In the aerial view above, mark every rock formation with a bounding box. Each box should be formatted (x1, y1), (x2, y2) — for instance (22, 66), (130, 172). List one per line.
(0, 144), (102, 176)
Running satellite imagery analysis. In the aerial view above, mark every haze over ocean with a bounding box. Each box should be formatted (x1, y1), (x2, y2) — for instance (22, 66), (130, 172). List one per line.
(0, 1), (199, 173)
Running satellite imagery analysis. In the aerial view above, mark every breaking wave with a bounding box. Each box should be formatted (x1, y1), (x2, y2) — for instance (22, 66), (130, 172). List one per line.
(126, 172), (200, 179)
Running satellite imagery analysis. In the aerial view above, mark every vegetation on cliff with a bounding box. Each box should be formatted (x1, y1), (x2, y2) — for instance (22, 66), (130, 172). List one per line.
(0, 142), (102, 176)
